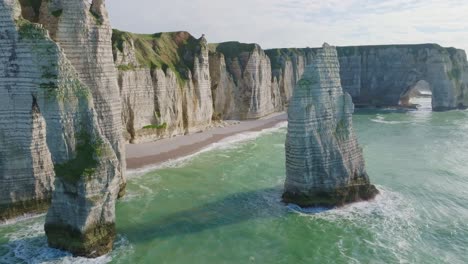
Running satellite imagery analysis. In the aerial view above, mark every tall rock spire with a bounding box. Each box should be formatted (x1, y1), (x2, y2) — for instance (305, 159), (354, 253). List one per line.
(38, 0), (125, 257)
(283, 44), (378, 207)
(0, 0), (124, 257)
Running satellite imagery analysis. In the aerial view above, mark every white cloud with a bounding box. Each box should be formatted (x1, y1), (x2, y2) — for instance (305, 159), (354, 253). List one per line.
(107, 0), (468, 53)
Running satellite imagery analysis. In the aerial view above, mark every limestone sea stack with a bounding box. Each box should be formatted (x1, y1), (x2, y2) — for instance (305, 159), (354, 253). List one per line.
(41, 0), (124, 257)
(283, 44), (378, 207)
(0, 0), (124, 257)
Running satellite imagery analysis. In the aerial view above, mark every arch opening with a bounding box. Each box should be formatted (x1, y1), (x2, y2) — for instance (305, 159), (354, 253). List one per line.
(399, 80), (432, 110)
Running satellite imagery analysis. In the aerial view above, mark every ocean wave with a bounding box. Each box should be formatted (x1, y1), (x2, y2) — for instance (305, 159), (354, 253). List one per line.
(370, 115), (411, 125)
(0, 220), (133, 264)
(287, 186), (420, 263)
(287, 186), (414, 223)
(0, 213), (46, 228)
(127, 121), (288, 178)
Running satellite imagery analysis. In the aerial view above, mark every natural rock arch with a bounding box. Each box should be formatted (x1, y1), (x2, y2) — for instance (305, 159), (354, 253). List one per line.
(337, 45), (468, 111)
(399, 80), (432, 107)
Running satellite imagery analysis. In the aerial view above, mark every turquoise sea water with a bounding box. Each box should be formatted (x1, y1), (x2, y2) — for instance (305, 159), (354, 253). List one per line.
(1, 98), (468, 263)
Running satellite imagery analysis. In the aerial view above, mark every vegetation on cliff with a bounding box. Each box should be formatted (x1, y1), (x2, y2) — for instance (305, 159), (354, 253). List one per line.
(265, 48), (314, 70)
(112, 29), (202, 86)
(208, 42), (256, 58)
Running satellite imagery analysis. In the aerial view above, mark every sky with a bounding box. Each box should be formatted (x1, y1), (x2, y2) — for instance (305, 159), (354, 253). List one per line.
(107, 0), (468, 52)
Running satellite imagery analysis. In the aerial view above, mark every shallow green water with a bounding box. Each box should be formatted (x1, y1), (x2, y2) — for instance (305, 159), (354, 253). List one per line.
(1, 98), (468, 263)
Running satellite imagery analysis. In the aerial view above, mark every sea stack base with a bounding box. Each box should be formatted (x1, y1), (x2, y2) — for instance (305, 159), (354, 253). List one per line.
(282, 184), (379, 208)
(45, 223), (116, 258)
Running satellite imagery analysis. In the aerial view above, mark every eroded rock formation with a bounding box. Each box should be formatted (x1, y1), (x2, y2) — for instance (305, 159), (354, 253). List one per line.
(113, 30), (213, 143)
(115, 32), (468, 143)
(337, 44), (468, 110)
(265, 44), (468, 111)
(0, 1), (55, 220)
(265, 48), (314, 107)
(283, 44), (378, 207)
(0, 0), (123, 257)
(209, 42), (282, 119)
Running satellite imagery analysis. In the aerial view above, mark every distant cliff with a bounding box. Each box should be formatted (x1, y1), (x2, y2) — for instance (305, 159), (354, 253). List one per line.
(265, 48), (314, 106)
(266, 44), (468, 111)
(114, 32), (468, 142)
(337, 44), (468, 110)
(0, 0), (124, 257)
(209, 42), (282, 119)
(113, 30), (213, 143)
(283, 44), (378, 207)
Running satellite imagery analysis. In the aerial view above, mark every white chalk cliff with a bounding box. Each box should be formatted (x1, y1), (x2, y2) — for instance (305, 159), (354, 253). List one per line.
(283, 44), (378, 207)
(113, 31), (213, 143)
(0, 0), (124, 257)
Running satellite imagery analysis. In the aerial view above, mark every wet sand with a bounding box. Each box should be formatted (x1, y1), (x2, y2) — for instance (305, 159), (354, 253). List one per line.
(126, 113), (287, 170)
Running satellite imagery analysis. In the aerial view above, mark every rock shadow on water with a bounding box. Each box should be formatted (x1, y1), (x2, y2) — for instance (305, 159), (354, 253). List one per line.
(119, 186), (364, 244)
(120, 187), (294, 242)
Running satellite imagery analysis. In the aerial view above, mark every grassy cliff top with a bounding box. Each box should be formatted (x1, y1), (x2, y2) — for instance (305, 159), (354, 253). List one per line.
(112, 29), (203, 84)
(335, 43), (453, 56)
(265, 48), (317, 70)
(265, 44), (464, 67)
(209, 42), (258, 58)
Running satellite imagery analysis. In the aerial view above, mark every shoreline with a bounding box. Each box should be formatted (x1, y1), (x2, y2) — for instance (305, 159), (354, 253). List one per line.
(0, 113), (287, 226)
(126, 113), (287, 171)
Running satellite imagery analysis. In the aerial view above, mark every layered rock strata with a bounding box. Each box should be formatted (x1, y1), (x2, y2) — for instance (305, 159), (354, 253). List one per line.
(113, 30), (213, 143)
(117, 36), (468, 144)
(209, 42), (282, 119)
(283, 44), (378, 207)
(265, 44), (468, 111)
(265, 48), (314, 107)
(336, 44), (468, 110)
(0, 0), (123, 257)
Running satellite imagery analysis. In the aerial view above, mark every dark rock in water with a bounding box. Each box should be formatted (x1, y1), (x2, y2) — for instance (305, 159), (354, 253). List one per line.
(283, 44), (378, 208)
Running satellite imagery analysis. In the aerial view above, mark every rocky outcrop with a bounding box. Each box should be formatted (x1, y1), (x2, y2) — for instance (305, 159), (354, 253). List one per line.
(113, 30), (213, 143)
(209, 42), (282, 120)
(283, 44), (378, 207)
(0, 0), (124, 257)
(336, 44), (468, 110)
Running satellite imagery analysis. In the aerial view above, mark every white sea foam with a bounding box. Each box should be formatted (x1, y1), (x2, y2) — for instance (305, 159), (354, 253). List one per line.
(0, 220), (133, 264)
(370, 115), (410, 125)
(287, 186), (420, 263)
(0, 213), (46, 228)
(127, 121), (288, 178)
(288, 186), (415, 223)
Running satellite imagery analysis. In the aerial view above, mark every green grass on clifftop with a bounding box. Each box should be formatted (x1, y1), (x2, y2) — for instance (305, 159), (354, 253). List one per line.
(209, 42), (257, 58)
(264, 48), (315, 70)
(336, 43), (449, 57)
(112, 29), (202, 86)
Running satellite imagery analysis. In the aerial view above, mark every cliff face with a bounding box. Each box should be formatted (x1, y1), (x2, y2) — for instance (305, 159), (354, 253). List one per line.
(0, 1), (55, 220)
(283, 44), (378, 207)
(337, 44), (468, 110)
(113, 30), (213, 143)
(41, 0), (124, 257)
(116, 37), (468, 139)
(0, 0), (123, 257)
(265, 48), (314, 107)
(209, 42), (282, 119)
